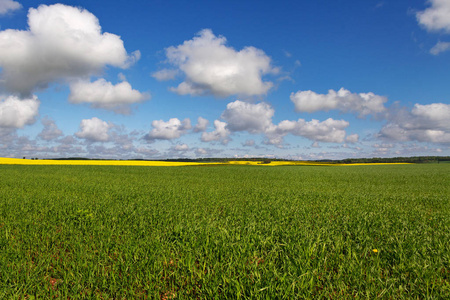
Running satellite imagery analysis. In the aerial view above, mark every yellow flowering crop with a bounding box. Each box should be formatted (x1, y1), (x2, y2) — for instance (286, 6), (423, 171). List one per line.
(0, 157), (412, 167)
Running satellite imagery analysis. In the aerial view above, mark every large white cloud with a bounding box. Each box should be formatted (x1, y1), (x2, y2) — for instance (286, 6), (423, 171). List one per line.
(0, 4), (139, 96)
(69, 79), (149, 114)
(209, 99), (351, 145)
(221, 100), (274, 133)
(290, 88), (387, 118)
(0, 0), (21, 15)
(291, 118), (349, 143)
(0, 95), (39, 128)
(164, 29), (276, 97)
(417, 0), (450, 32)
(145, 118), (191, 141)
(379, 103), (450, 143)
(410, 103), (450, 130)
(266, 118), (349, 144)
(75, 117), (112, 142)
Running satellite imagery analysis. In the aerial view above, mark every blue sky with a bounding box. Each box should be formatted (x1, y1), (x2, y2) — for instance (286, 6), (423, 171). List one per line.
(0, 0), (449, 160)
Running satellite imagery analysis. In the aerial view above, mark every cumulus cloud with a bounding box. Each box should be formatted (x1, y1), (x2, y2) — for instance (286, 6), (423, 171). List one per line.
(416, 0), (450, 32)
(290, 88), (387, 118)
(38, 117), (63, 141)
(221, 100), (274, 133)
(0, 4), (139, 96)
(201, 120), (230, 144)
(144, 118), (191, 141)
(265, 118), (349, 145)
(69, 79), (149, 113)
(193, 117), (209, 132)
(164, 29), (276, 97)
(411, 103), (450, 129)
(211, 99), (350, 146)
(379, 103), (450, 143)
(0, 0), (21, 15)
(0, 95), (39, 128)
(287, 118), (349, 143)
(75, 117), (112, 142)
(430, 41), (450, 55)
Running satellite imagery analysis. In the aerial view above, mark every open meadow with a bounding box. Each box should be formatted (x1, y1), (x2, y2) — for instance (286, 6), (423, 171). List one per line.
(1, 163), (449, 299)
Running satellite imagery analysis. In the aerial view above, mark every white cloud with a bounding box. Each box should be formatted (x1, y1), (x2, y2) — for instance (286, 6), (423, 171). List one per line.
(38, 117), (63, 141)
(213, 99), (350, 146)
(221, 100), (274, 133)
(289, 118), (349, 143)
(430, 41), (450, 55)
(345, 134), (359, 143)
(411, 103), (450, 129)
(0, 0), (21, 15)
(170, 82), (204, 96)
(417, 0), (450, 32)
(0, 4), (139, 96)
(265, 118), (349, 145)
(201, 120), (230, 143)
(145, 118), (191, 140)
(193, 117), (209, 132)
(75, 117), (112, 142)
(164, 29), (275, 97)
(379, 103), (450, 143)
(290, 88), (387, 118)
(0, 95), (39, 128)
(69, 79), (149, 114)
(151, 69), (179, 81)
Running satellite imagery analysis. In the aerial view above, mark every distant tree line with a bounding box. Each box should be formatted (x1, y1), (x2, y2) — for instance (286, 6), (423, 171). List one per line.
(40, 156), (450, 164)
(335, 156), (450, 164)
(165, 156), (450, 164)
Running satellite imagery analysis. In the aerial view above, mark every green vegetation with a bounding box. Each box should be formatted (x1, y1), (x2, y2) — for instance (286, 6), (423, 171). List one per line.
(336, 156), (450, 164)
(1, 164), (449, 299)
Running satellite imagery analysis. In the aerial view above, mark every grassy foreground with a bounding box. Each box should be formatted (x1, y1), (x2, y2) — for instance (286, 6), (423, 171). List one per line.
(0, 164), (449, 299)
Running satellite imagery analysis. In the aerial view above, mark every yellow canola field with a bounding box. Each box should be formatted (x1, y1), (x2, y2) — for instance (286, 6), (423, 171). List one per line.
(0, 157), (213, 167)
(0, 157), (411, 167)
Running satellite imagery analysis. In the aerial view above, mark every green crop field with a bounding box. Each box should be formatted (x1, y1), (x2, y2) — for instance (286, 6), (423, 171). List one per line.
(1, 164), (449, 299)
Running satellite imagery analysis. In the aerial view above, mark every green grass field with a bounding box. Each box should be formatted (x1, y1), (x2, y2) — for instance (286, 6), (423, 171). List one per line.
(1, 164), (449, 299)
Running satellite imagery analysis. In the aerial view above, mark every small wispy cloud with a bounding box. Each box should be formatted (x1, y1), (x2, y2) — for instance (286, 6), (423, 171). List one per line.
(430, 41), (450, 55)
